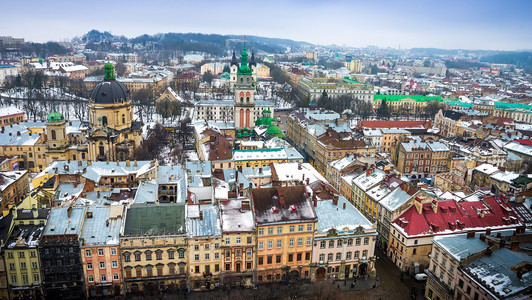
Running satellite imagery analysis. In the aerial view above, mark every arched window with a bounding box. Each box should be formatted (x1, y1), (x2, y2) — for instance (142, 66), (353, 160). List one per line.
(102, 116), (108, 126)
(240, 97), (243, 102)
(99, 142), (105, 157)
(122, 114), (125, 124)
(240, 78), (243, 82)
(51, 130), (56, 140)
(246, 97), (249, 102)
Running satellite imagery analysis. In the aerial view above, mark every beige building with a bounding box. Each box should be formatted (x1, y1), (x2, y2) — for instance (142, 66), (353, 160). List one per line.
(120, 205), (188, 294)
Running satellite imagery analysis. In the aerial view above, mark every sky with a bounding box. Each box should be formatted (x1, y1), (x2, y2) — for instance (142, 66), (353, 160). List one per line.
(1, 0), (531, 51)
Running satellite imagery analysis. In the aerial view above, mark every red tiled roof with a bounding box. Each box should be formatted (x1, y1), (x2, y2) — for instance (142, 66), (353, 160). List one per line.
(514, 139), (532, 146)
(393, 196), (520, 237)
(360, 120), (431, 129)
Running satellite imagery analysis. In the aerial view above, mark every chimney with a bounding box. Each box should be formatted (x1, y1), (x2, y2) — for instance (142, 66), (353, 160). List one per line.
(134, 160), (137, 166)
(87, 160), (92, 165)
(431, 199), (438, 213)
(511, 241), (519, 250)
(106, 219), (109, 227)
(343, 202), (346, 210)
(259, 167), (262, 174)
(87, 211), (93, 218)
(466, 231), (475, 239)
(199, 210), (203, 221)
(517, 269), (524, 279)
(313, 193), (317, 207)
(126, 160), (130, 167)
(16, 131), (20, 136)
(333, 195), (339, 206)
(106, 160), (109, 165)
(480, 210), (485, 218)
(249, 182), (253, 190)
(302, 174), (305, 182)
(97, 191), (100, 198)
(486, 228), (492, 236)
(67, 206), (73, 218)
(279, 195), (286, 208)
(479, 234), (486, 242)
(298, 164), (302, 170)
(306, 178), (310, 185)
(117, 161), (120, 166)
(78, 161), (82, 167)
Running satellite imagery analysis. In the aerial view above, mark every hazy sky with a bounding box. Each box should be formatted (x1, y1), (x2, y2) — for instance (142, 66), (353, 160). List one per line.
(1, 0), (531, 50)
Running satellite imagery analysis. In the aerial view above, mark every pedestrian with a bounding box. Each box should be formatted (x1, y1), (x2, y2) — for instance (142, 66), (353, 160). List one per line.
(337, 284), (340, 289)
(344, 279), (347, 286)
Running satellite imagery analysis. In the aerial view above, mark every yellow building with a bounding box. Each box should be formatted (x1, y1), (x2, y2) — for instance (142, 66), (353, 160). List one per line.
(344, 58), (362, 73)
(251, 186), (317, 282)
(219, 198), (256, 288)
(233, 147), (304, 168)
(86, 63), (143, 161)
(187, 204), (223, 290)
(3, 207), (49, 299)
(0, 170), (30, 215)
(120, 205), (188, 294)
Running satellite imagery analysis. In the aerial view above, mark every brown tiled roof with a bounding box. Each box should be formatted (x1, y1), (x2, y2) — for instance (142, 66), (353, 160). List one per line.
(251, 186), (317, 224)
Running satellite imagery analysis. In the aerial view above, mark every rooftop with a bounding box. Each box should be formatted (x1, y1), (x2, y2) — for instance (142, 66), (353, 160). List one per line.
(251, 186), (317, 225)
(124, 204), (186, 236)
(314, 196), (373, 234)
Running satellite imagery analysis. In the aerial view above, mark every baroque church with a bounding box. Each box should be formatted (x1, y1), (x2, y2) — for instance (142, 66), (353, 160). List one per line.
(44, 62), (143, 163)
(194, 45), (275, 135)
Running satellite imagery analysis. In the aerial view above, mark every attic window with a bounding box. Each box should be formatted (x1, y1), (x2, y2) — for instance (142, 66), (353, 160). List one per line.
(449, 207), (456, 212)
(289, 205), (296, 212)
(440, 207), (447, 213)
(271, 206), (278, 213)
(422, 207), (431, 214)
(456, 220), (465, 229)
(430, 223), (439, 232)
(448, 221), (455, 229)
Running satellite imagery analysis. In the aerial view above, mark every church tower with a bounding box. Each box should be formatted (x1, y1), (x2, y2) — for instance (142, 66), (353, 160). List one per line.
(46, 106), (68, 150)
(234, 44), (256, 130)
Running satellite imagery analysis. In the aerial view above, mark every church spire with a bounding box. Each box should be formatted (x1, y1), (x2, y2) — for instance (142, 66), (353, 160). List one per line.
(249, 48), (256, 67)
(230, 47), (238, 66)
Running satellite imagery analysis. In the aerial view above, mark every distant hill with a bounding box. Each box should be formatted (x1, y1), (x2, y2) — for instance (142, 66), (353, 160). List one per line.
(76, 30), (313, 55)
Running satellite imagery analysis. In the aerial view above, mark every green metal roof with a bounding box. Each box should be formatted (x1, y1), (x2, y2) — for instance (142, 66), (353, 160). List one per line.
(494, 102), (532, 111)
(445, 100), (473, 108)
(124, 204), (186, 236)
(343, 77), (363, 84)
(47, 106), (64, 123)
(235, 147), (283, 153)
(374, 94), (444, 102)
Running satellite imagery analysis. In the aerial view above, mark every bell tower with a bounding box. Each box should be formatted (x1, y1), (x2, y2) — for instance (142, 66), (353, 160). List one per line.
(234, 44), (256, 130)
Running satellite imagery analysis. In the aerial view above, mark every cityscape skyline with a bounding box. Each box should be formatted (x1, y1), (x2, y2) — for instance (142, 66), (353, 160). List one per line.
(1, 0), (531, 51)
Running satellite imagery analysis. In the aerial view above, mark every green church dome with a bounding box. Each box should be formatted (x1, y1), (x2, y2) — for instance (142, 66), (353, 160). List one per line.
(47, 107), (64, 123)
(220, 72), (230, 79)
(266, 125), (285, 138)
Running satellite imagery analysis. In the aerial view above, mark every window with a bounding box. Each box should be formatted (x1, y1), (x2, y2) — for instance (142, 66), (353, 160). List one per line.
(100, 262), (105, 269)
(32, 262), (38, 269)
(18, 252), (24, 258)
(205, 244), (210, 250)
(157, 266), (163, 276)
(247, 237), (252, 244)
(347, 239), (353, 246)
(277, 240), (282, 248)
(100, 274), (106, 282)
(277, 227), (283, 234)
(258, 241), (264, 250)
(356, 238), (361, 246)
(458, 279), (464, 288)
(413, 248), (417, 255)
(337, 240), (342, 248)
(362, 250), (368, 258)
(87, 262), (93, 270)
(194, 245), (199, 251)
(298, 238), (303, 246)
(329, 240), (334, 248)
(307, 224), (313, 231)
(195, 254), (199, 261)
(306, 237), (312, 245)
(85, 249), (91, 257)
(112, 261), (118, 268)
(336, 253), (341, 261)
(363, 237), (369, 245)
(135, 253), (141, 261)
(156, 252), (162, 260)
(289, 239), (294, 247)
(327, 253), (333, 262)
(298, 225), (304, 232)
(33, 274), (40, 284)
(268, 227), (274, 234)
(346, 252), (352, 260)
(236, 237), (241, 244)
(246, 249), (252, 256)
(136, 267), (142, 277)
(111, 248), (117, 255)
(319, 254), (325, 262)
(225, 238), (230, 245)
(320, 241), (326, 249)
(98, 249), (104, 256)
(354, 251), (360, 258)
(258, 257), (263, 265)
(113, 273), (119, 281)
(20, 262), (26, 269)
(288, 254), (293, 262)
(146, 251), (153, 260)
(289, 226), (295, 232)
(88, 275), (94, 282)
(297, 253), (302, 261)
(267, 256), (272, 264)
(124, 253), (131, 262)
(268, 240), (273, 249)
(7, 252), (13, 259)
(450, 265), (455, 274)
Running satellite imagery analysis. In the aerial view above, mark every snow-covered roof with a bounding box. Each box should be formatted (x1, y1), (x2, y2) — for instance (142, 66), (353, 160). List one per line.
(80, 206), (122, 246)
(134, 181), (158, 204)
(43, 206), (86, 236)
(272, 162), (326, 183)
(352, 168), (387, 192)
(315, 196), (373, 233)
(186, 204), (222, 238)
(40, 160), (153, 183)
(0, 106), (24, 117)
(466, 248), (532, 298)
(330, 155), (357, 172)
(219, 199), (255, 233)
(0, 171), (27, 191)
(473, 163), (500, 175)
(379, 188), (415, 212)
(491, 171), (519, 184)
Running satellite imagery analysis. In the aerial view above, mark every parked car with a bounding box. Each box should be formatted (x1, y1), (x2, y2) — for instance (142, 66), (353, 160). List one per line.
(415, 273), (428, 281)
